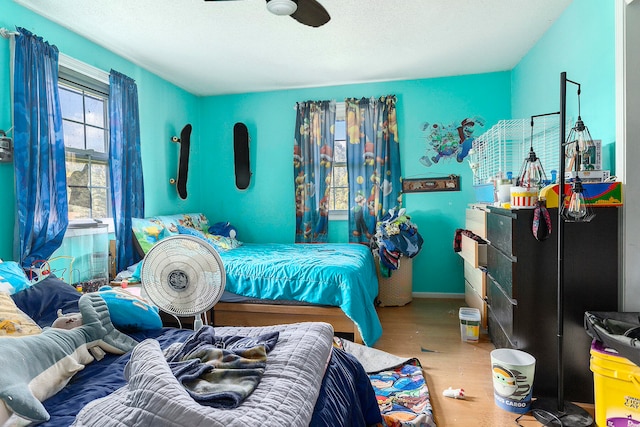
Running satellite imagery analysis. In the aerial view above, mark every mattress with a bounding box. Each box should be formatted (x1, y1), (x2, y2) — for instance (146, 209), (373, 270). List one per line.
(218, 243), (382, 345)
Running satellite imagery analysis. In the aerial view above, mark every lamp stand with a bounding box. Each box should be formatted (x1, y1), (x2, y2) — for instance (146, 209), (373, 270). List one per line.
(529, 72), (594, 427)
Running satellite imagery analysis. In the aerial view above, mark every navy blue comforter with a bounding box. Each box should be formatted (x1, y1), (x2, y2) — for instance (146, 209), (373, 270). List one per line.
(40, 328), (382, 426)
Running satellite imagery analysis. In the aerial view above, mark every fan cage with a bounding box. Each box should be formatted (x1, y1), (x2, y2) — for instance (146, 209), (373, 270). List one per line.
(472, 117), (569, 186)
(141, 235), (226, 317)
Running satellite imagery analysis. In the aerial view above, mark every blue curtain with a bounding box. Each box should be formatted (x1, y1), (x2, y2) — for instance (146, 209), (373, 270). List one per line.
(13, 28), (68, 268)
(293, 100), (336, 242)
(345, 96), (402, 243)
(109, 70), (144, 271)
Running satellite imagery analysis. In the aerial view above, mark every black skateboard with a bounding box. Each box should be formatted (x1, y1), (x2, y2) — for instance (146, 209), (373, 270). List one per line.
(233, 122), (251, 190)
(169, 124), (192, 200)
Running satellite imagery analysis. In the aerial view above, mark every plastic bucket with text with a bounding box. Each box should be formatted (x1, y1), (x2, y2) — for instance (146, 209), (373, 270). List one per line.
(510, 186), (538, 208)
(491, 349), (536, 414)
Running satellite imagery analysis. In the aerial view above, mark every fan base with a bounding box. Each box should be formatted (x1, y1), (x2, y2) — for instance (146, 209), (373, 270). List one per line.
(530, 398), (594, 427)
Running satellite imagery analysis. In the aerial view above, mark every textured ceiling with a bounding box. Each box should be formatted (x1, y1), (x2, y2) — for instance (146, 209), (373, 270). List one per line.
(13, 0), (573, 96)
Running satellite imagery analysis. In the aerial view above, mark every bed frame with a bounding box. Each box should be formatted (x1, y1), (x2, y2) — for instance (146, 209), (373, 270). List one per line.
(213, 302), (363, 344)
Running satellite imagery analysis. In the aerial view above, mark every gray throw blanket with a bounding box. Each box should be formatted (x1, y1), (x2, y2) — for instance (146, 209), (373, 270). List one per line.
(73, 323), (335, 427)
(163, 325), (279, 408)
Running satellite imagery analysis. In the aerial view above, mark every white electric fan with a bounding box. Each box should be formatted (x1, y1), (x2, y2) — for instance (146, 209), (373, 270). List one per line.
(140, 235), (226, 330)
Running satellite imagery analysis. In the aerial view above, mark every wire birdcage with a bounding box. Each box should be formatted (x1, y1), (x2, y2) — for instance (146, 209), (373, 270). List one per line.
(472, 117), (565, 187)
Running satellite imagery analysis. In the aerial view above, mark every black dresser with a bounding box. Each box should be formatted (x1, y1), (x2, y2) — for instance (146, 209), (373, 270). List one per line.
(485, 206), (619, 404)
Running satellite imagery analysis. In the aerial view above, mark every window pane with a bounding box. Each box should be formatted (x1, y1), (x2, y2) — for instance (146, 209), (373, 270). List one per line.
(334, 188), (349, 210)
(334, 139), (346, 163)
(68, 203), (90, 220)
(59, 86), (83, 122)
(91, 188), (108, 218)
(86, 126), (106, 153)
(63, 120), (85, 150)
(333, 165), (348, 186)
(335, 120), (345, 138)
(59, 76), (110, 220)
(85, 95), (104, 128)
(67, 160), (90, 210)
(91, 163), (108, 186)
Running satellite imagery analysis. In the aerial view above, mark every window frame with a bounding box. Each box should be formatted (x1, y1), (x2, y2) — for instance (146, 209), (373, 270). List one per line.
(58, 55), (113, 231)
(329, 101), (348, 221)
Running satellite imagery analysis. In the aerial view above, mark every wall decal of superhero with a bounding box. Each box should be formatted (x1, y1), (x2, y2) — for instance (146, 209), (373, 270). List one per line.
(419, 116), (485, 167)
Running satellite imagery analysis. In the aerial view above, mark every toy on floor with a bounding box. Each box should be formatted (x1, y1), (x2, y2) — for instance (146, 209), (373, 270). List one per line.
(443, 387), (465, 399)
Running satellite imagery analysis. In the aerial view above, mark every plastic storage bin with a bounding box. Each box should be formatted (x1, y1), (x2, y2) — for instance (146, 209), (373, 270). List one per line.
(459, 307), (481, 342)
(590, 340), (640, 426)
(49, 222), (109, 285)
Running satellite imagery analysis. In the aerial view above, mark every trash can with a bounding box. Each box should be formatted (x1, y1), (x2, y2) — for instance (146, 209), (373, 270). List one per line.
(490, 349), (536, 414)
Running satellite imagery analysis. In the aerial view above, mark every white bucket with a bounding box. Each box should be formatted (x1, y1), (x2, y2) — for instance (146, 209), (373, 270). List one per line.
(491, 349), (536, 414)
(459, 307), (480, 342)
(510, 186), (538, 208)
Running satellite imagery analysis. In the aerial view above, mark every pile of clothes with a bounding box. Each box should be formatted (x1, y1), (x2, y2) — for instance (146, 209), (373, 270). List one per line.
(370, 208), (423, 277)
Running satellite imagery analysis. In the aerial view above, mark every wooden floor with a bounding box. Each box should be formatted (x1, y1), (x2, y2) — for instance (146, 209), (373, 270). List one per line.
(372, 298), (595, 427)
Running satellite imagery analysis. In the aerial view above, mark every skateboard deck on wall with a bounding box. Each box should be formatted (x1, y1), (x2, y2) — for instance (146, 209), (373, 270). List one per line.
(234, 122), (251, 190)
(169, 124), (192, 200)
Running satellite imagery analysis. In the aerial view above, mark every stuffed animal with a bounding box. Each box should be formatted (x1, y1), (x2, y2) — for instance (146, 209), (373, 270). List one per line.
(0, 293), (138, 424)
(51, 309), (83, 330)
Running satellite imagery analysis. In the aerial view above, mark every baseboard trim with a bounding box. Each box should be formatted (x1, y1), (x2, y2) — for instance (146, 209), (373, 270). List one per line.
(412, 292), (465, 299)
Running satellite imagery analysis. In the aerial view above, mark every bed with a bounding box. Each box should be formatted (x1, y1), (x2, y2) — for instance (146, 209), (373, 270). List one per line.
(2, 276), (383, 427)
(131, 214), (382, 346)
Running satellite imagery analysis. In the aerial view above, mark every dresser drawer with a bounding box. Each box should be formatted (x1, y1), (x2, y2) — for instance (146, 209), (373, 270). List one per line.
(488, 306), (516, 349)
(465, 208), (487, 239)
(486, 244), (514, 297)
(464, 280), (487, 329)
(487, 275), (516, 342)
(458, 234), (487, 268)
(487, 210), (514, 256)
(464, 261), (486, 297)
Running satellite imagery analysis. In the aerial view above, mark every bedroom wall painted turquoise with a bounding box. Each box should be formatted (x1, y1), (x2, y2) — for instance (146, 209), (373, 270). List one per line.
(1, 0), (614, 296)
(199, 73), (512, 294)
(511, 0), (615, 173)
(0, 3), (201, 261)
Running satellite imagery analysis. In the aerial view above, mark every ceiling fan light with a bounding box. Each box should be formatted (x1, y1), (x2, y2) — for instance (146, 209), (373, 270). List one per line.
(266, 0), (297, 16)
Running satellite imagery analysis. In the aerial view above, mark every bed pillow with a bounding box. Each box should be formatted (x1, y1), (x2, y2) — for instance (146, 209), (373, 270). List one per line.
(177, 224), (236, 252)
(131, 217), (171, 255)
(0, 293), (41, 337)
(157, 213), (211, 234)
(96, 286), (162, 332)
(0, 261), (32, 295)
(11, 276), (81, 327)
(204, 233), (243, 250)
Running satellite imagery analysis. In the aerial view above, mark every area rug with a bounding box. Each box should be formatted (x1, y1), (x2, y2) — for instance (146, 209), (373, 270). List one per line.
(334, 337), (437, 427)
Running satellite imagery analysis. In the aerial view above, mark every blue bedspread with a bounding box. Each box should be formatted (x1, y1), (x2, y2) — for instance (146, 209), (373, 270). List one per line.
(218, 243), (382, 346)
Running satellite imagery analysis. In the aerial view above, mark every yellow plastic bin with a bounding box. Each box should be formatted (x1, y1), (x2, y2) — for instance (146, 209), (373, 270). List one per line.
(590, 340), (640, 426)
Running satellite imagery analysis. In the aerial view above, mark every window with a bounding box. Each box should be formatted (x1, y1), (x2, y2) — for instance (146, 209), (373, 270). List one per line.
(58, 66), (110, 220)
(329, 102), (348, 218)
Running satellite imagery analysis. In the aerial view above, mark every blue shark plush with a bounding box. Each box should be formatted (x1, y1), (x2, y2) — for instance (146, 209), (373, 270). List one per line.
(0, 293), (138, 423)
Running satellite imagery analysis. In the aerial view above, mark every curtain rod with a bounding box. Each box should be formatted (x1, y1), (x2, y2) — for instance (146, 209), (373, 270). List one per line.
(0, 28), (20, 38)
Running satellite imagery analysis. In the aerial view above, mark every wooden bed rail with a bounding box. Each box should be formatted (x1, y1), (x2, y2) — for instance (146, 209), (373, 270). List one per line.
(213, 302), (363, 344)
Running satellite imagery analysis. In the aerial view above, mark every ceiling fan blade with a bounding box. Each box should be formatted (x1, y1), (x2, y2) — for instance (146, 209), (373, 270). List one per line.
(290, 0), (330, 27)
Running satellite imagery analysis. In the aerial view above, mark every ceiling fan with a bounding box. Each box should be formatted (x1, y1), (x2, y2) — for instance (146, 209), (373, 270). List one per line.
(204, 0), (330, 28)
